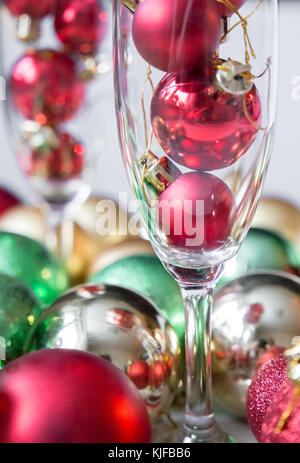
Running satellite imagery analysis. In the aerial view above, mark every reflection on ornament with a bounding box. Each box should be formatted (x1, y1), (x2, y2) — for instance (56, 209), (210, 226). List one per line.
(0, 188), (20, 217)
(253, 198), (300, 252)
(19, 128), (85, 181)
(221, 228), (300, 285)
(55, 0), (108, 55)
(89, 254), (185, 357)
(0, 274), (43, 362)
(151, 72), (261, 171)
(0, 231), (68, 305)
(212, 271), (300, 418)
(87, 237), (154, 277)
(0, 349), (151, 443)
(132, 0), (221, 72)
(10, 50), (85, 125)
(158, 172), (236, 251)
(247, 354), (288, 441)
(25, 284), (181, 422)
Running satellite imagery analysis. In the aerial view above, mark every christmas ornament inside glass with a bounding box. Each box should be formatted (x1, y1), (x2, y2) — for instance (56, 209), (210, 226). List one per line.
(212, 271), (300, 418)
(158, 172), (236, 250)
(151, 72), (261, 171)
(25, 283), (182, 422)
(55, 0), (108, 55)
(10, 50), (85, 125)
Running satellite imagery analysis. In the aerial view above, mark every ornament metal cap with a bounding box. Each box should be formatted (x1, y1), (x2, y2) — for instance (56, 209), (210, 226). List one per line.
(216, 60), (254, 96)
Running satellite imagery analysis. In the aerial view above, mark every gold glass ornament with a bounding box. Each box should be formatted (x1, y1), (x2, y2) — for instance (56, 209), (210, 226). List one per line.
(252, 197), (300, 251)
(212, 271), (300, 419)
(24, 283), (182, 422)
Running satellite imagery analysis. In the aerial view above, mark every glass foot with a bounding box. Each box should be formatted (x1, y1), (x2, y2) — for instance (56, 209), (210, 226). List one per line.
(176, 422), (237, 444)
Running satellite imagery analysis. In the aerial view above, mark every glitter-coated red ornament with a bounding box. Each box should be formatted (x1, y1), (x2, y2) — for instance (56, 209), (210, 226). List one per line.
(0, 188), (20, 216)
(4, 0), (56, 18)
(132, 0), (221, 72)
(261, 380), (300, 443)
(216, 0), (247, 18)
(257, 346), (286, 371)
(10, 50), (85, 125)
(0, 349), (151, 443)
(55, 0), (108, 55)
(19, 131), (85, 181)
(151, 72), (261, 171)
(246, 355), (288, 441)
(158, 172), (235, 251)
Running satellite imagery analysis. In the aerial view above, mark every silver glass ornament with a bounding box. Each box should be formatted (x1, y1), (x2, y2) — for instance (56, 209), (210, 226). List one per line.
(212, 271), (300, 418)
(24, 283), (182, 422)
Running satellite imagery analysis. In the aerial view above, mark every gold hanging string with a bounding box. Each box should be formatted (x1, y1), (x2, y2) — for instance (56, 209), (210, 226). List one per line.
(216, 0), (261, 64)
(275, 386), (300, 434)
(225, 0), (263, 37)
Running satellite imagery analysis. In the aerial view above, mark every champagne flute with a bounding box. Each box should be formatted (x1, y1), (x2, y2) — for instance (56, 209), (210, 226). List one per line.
(113, 0), (278, 443)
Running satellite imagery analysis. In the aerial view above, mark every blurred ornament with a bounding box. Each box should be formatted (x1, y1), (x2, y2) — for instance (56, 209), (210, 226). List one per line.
(260, 379), (300, 443)
(10, 49), (85, 125)
(0, 349), (151, 443)
(151, 72), (261, 171)
(0, 231), (68, 305)
(158, 172), (236, 251)
(132, 0), (221, 72)
(19, 127), (85, 181)
(0, 197), (130, 284)
(0, 188), (20, 217)
(0, 274), (43, 362)
(4, 0), (56, 41)
(246, 354), (288, 441)
(253, 197), (300, 252)
(212, 271), (300, 418)
(55, 0), (108, 56)
(221, 228), (300, 284)
(89, 255), (185, 356)
(87, 237), (154, 276)
(216, 0), (247, 18)
(25, 284), (181, 422)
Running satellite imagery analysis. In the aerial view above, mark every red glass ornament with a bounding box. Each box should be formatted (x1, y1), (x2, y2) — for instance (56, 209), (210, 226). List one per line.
(128, 360), (150, 390)
(261, 380), (300, 443)
(10, 50), (85, 125)
(132, 0), (221, 73)
(0, 188), (20, 216)
(246, 355), (288, 441)
(19, 131), (85, 181)
(158, 172), (235, 251)
(151, 72), (261, 171)
(0, 349), (151, 443)
(55, 0), (108, 55)
(4, 0), (56, 18)
(217, 0), (247, 18)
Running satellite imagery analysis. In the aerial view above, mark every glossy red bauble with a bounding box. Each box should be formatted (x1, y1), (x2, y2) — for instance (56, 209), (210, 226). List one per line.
(19, 131), (85, 181)
(246, 355), (288, 441)
(216, 0), (247, 18)
(10, 50), (85, 125)
(55, 0), (108, 55)
(132, 0), (221, 72)
(4, 0), (56, 18)
(151, 72), (261, 171)
(0, 349), (151, 443)
(158, 172), (235, 251)
(0, 188), (20, 216)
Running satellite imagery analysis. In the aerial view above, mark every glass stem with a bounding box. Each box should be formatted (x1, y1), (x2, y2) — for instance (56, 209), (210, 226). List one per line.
(180, 283), (215, 438)
(44, 205), (74, 260)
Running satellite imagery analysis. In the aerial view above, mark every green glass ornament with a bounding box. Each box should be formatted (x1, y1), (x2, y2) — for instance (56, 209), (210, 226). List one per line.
(220, 228), (300, 285)
(0, 232), (69, 305)
(0, 274), (43, 362)
(89, 254), (185, 353)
